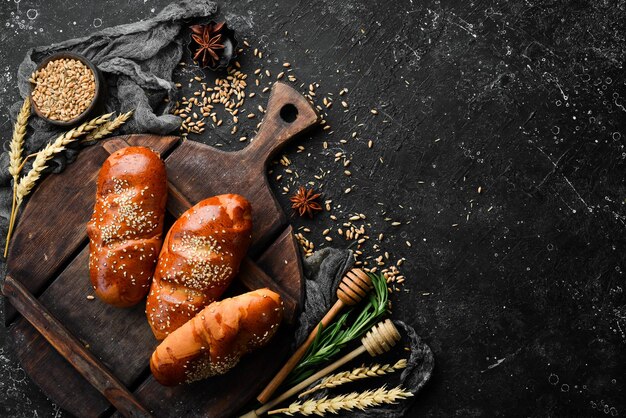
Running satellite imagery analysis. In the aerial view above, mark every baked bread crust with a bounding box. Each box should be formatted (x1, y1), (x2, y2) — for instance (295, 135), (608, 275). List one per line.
(146, 194), (252, 339)
(87, 146), (167, 307)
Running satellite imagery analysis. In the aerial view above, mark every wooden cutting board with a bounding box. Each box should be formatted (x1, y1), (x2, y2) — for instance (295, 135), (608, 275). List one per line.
(2, 82), (320, 418)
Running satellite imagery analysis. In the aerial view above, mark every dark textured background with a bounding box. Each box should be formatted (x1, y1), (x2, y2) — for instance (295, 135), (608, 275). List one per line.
(1, 0), (625, 417)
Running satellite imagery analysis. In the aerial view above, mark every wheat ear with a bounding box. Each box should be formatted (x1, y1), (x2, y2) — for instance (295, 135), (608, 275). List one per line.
(3, 113), (112, 257)
(8, 98), (31, 179)
(15, 113), (112, 205)
(4, 98), (31, 258)
(268, 385), (413, 416)
(13, 110), (133, 175)
(299, 359), (407, 398)
(82, 110), (134, 142)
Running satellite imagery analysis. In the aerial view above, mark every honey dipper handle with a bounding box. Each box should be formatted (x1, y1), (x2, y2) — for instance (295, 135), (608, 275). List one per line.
(257, 299), (345, 403)
(256, 345), (368, 416)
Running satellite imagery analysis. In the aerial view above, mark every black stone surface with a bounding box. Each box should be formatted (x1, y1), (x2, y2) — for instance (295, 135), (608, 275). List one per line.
(1, 0), (624, 417)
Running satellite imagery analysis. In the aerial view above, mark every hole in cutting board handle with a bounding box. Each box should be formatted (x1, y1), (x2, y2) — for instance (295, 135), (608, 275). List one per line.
(280, 103), (298, 123)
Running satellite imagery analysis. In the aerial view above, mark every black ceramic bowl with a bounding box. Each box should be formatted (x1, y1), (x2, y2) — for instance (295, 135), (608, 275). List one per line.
(30, 52), (105, 127)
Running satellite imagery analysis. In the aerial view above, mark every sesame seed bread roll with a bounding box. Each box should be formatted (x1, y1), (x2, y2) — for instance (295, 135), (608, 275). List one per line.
(146, 194), (252, 340)
(150, 288), (283, 386)
(87, 146), (167, 307)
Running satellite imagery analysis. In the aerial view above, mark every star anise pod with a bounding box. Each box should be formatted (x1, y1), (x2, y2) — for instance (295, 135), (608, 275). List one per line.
(190, 22), (225, 67)
(290, 187), (323, 218)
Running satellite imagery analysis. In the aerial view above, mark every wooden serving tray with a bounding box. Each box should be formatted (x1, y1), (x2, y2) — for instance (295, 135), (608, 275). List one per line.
(2, 82), (320, 417)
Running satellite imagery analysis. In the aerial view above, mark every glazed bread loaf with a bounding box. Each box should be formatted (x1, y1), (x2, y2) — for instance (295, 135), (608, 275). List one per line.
(87, 146), (167, 307)
(146, 194), (252, 339)
(150, 288), (283, 386)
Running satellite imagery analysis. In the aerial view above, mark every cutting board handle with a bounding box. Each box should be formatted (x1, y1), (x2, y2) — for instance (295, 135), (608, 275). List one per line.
(245, 81), (319, 165)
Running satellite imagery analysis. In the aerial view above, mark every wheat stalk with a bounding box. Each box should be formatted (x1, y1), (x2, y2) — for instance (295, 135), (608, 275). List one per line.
(82, 110), (134, 142)
(15, 113), (112, 205)
(268, 385), (413, 416)
(13, 111), (133, 176)
(299, 359), (407, 398)
(5, 98), (31, 258)
(5, 98), (31, 253)
(4, 113), (112, 257)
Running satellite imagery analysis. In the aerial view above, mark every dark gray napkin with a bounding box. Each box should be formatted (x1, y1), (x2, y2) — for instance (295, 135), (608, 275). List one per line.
(296, 247), (355, 346)
(298, 247), (434, 417)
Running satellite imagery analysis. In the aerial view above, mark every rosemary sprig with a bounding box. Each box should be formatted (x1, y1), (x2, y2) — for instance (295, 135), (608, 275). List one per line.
(287, 272), (389, 385)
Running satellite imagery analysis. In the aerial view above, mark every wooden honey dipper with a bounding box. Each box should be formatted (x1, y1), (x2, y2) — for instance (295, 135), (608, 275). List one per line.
(241, 319), (401, 417)
(256, 268), (373, 404)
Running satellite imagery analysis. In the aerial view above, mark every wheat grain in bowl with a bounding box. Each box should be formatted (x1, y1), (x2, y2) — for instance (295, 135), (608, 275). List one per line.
(30, 57), (96, 122)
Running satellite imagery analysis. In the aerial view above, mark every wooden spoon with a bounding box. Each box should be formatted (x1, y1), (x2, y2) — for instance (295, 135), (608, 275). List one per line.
(242, 319), (401, 417)
(256, 268), (373, 403)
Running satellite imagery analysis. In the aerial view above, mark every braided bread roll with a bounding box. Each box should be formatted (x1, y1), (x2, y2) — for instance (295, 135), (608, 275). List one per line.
(150, 288), (283, 386)
(146, 194), (252, 340)
(87, 146), (167, 307)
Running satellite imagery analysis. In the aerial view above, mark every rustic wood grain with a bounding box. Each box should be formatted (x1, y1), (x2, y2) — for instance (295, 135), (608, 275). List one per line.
(38, 249), (156, 384)
(165, 81), (320, 253)
(256, 225), (305, 309)
(10, 249), (156, 417)
(10, 318), (111, 417)
(2, 276), (152, 418)
(5, 82), (319, 418)
(8, 226), (304, 418)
